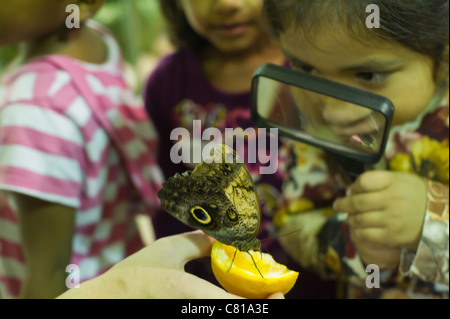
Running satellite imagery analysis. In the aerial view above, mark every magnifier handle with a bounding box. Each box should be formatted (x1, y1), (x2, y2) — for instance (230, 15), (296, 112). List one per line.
(331, 153), (366, 182)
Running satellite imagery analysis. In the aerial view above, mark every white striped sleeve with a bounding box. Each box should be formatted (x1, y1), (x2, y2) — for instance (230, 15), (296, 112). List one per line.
(0, 103), (83, 146)
(0, 103), (84, 208)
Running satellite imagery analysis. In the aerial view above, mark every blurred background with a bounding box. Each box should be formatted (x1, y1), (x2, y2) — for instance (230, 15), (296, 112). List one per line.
(0, 0), (172, 93)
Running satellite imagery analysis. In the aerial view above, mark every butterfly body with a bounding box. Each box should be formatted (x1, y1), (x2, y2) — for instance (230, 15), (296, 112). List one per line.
(157, 144), (261, 252)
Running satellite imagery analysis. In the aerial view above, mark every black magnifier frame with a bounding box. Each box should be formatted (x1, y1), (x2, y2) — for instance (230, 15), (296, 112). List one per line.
(251, 63), (394, 179)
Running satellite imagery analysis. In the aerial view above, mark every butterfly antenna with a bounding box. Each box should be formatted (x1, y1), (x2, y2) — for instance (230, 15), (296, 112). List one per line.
(257, 228), (303, 262)
(227, 248), (238, 273)
(260, 228), (302, 244)
(247, 251), (264, 278)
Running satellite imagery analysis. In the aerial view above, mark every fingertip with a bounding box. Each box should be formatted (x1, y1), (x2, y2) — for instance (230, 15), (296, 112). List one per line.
(332, 198), (341, 212)
(186, 230), (216, 246)
(267, 292), (285, 299)
(346, 187), (352, 196)
(180, 230), (216, 260)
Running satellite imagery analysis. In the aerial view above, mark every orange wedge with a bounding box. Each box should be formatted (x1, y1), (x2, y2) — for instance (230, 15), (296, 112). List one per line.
(211, 241), (299, 299)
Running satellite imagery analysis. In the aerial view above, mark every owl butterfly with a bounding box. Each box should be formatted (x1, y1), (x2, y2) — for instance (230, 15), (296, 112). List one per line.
(157, 143), (263, 276)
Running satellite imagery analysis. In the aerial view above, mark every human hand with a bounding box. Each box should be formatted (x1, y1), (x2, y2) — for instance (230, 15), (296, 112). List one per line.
(333, 171), (427, 251)
(351, 234), (401, 269)
(58, 231), (284, 299)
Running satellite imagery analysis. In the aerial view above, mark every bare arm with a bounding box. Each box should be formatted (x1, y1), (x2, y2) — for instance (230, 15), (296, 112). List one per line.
(10, 192), (75, 298)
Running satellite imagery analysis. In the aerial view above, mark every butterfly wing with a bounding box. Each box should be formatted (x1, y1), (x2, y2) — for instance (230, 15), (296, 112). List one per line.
(157, 144), (261, 251)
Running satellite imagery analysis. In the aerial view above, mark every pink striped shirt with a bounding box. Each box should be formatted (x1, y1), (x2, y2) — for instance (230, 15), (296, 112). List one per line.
(0, 21), (163, 298)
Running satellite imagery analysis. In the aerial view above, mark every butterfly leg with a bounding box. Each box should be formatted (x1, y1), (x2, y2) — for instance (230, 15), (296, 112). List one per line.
(247, 252), (264, 278)
(227, 248), (238, 273)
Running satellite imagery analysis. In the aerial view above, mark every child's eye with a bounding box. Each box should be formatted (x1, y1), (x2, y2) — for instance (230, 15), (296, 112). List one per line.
(291, 63), (315, 74)
(299, 65), (314, 73)
(356, 72), (390, 85)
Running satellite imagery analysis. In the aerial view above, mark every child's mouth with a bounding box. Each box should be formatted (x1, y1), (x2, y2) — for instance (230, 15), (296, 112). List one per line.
(214, 23), (251, 37)
(349, 133), (376, 149)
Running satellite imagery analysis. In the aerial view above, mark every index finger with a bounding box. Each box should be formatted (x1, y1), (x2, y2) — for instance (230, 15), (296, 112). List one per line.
(348, 170), (392, 195)
(155, 230), (216, 270)
(113, 231), (216, 271)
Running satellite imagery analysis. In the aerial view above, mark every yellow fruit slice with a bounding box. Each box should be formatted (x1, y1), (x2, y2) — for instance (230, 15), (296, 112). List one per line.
(211, 241), (299, 299)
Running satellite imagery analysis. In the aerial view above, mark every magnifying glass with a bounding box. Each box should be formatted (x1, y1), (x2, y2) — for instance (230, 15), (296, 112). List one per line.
(251, 63), (394, 180)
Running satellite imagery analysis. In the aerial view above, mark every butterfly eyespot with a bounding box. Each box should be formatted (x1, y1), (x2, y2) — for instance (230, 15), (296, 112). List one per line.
(190, 205), (212, 225)
(159, 145), (262, 252)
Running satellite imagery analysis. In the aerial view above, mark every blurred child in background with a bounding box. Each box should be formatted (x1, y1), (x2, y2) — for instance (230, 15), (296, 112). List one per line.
(145, 0), (335, 298)
(0, 0), (163, 298)
(264, 0), (449, 298)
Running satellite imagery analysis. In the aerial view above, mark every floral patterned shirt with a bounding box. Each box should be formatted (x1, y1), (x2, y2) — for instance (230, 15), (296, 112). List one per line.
(278, 92), (449, 299)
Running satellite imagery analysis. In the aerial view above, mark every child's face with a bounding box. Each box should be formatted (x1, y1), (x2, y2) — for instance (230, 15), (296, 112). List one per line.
(179, 0), (266, 53)
(279, 22), (439, 127)
(0, 0), (74, 46)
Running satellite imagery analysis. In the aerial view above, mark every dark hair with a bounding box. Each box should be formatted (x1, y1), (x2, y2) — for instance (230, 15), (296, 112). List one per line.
(158, 0), (207, 50)
(263, 0), (449, 82)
